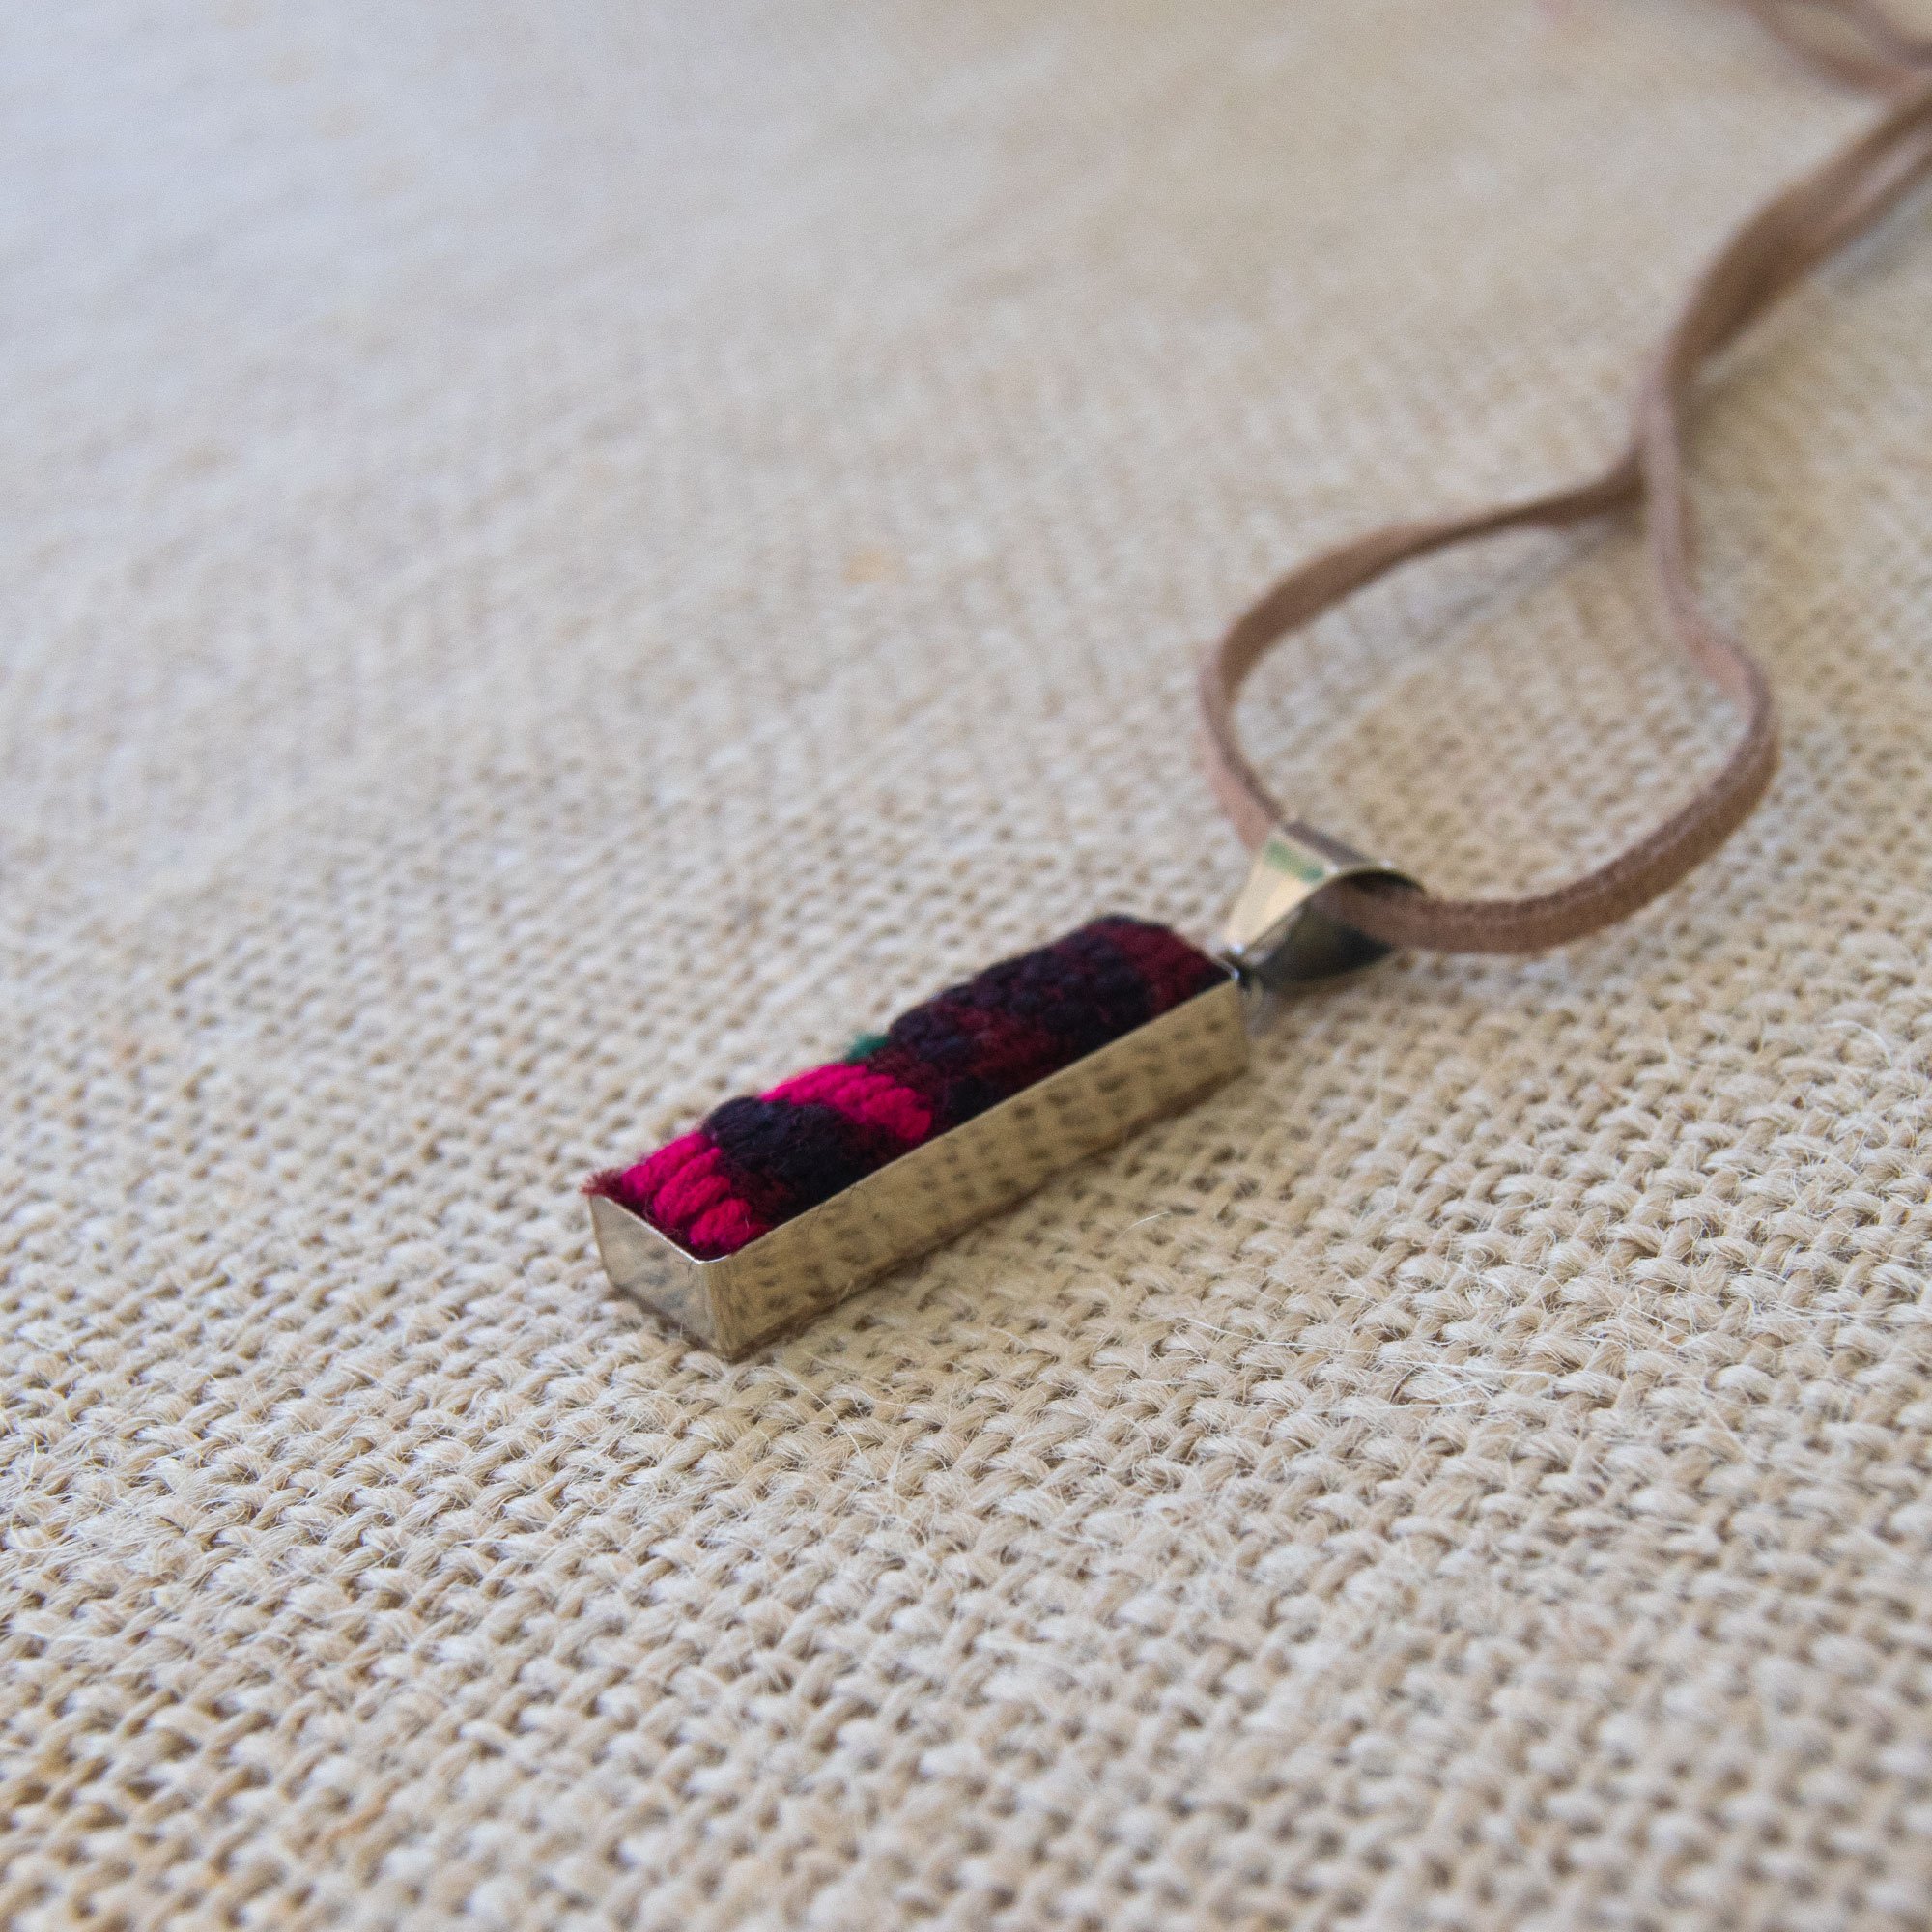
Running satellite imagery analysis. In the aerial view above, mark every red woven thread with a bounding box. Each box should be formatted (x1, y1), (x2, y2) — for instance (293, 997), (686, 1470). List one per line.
(587, 916), (1224, 1257)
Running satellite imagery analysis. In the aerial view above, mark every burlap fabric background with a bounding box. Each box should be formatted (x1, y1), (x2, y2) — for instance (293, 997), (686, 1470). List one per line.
(6, 2), (1931, 1926)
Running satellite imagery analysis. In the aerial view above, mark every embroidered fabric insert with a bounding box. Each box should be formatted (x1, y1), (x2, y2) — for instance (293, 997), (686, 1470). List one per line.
(587, 916), (1225, 1258)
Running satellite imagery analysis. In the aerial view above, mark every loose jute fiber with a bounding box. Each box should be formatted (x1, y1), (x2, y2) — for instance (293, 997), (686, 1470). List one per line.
(5, 3), (1931, 1927)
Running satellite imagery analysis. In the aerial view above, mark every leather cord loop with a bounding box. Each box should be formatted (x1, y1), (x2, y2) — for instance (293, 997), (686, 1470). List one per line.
(1199, 3), (1932, 953)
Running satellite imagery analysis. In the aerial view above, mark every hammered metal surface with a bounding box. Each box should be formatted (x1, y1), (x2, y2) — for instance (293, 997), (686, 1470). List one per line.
(591, 974), (1247, 1355)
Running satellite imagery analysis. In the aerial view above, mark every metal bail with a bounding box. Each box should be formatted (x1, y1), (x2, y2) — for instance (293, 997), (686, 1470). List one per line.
(1221, 823), (1416, 987)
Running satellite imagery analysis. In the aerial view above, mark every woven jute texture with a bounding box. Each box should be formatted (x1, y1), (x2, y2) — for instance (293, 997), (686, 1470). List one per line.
(6, 2), (1931, 1926)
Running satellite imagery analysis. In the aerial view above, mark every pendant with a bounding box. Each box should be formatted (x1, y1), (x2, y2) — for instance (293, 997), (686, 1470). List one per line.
(586, 830), (1407, 1355)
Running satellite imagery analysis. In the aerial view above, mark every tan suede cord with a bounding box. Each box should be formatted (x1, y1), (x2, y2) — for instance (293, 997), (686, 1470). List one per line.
(1200, 1), (1932, 952)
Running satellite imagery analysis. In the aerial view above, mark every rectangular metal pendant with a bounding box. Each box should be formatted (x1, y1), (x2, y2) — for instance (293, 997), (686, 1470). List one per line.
(590, 969), (1246, 1357)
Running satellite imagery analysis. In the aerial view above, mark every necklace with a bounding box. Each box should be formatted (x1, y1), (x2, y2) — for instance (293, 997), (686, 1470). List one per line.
(586, 2), (1932, 1356)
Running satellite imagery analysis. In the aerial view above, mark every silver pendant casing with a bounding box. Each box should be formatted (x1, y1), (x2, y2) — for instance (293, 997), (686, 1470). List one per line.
(591, 824), (1409, 1357)
(591, 971), (1247, 1357)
